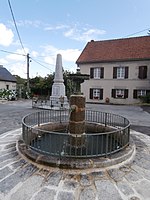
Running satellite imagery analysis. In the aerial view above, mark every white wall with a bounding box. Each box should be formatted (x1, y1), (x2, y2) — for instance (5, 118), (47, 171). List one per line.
(0, 81), (16, 91)
(79, 60), (150, 104)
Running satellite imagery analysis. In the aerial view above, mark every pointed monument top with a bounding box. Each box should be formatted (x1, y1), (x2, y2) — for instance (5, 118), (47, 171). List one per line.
(54, 54), (63, 83)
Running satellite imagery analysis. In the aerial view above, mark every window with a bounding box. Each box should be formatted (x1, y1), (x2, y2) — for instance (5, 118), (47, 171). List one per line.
(90, 88), (103, 100)
(112, 89), (128, 99)
(113, 67), (128, 79)
(138, 66), (147, 79)
(6, 85), (9, 90)
(137, 90), (146, 97)
(116, 89), (125, 98)
(93, 89), (100, 99)
(94, 68), (101, 79)
(90, 67), (104, 79)
(117, 67), (125, 79)
(133, 89), (150, 99)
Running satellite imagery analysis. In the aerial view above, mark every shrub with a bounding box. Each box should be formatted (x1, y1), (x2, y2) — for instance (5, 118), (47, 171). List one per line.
(139, 94), (150, 103)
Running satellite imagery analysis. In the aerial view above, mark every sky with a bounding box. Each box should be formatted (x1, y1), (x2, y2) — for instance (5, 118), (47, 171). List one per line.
(0, 0), (150, 79)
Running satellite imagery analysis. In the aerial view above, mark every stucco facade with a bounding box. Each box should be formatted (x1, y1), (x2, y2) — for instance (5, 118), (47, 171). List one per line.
(80, 60), (150, 104)
(0, 81), (16, 91)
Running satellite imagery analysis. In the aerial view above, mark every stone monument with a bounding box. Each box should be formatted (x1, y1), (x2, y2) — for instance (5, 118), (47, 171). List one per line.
(50, 54), (68, 108)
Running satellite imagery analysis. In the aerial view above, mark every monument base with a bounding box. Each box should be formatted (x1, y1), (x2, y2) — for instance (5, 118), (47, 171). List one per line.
(49, 96), (69, 109)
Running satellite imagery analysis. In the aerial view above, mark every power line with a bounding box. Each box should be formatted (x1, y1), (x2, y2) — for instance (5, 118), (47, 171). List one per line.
(0, 49), (26, 56)
(124, 27), (150, 38)
(30, 57), (54, 72)
(7, 0), (26, 55)
(33, 58), (55, 67)
(0, 49), (53, 72)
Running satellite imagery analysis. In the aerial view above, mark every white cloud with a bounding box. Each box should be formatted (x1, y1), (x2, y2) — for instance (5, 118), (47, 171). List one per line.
(58, 49), (81, 62)
(44, 22), (106, 42)
(9, 20), (43, 28)
(45, 24), (69, 31)
(64, 28), (74, 37)
(31, 51), (39, 58)
(64, 26), (106, 42)
(6, 48), (28, 61)
(0, 58), (8, 65)
(42, 45), (81, 64)
(42, 45), (58, 54)
(0, 23), (14, 46)
(44, 56), (55, 65)
(9, 62), (27, 78)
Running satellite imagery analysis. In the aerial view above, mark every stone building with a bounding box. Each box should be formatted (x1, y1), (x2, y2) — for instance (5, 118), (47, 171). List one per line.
(76, 36), (150, 104)
(0, 65), (16, 92)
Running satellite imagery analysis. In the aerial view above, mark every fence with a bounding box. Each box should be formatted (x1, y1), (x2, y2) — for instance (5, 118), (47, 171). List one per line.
(22, 109), (130, 158)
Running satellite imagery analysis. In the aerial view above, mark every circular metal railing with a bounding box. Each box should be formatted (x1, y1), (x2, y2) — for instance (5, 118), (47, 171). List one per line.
(22, 109), (130, 158)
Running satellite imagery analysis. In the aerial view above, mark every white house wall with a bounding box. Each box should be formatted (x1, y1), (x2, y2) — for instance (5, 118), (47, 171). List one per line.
(79, 60), (150, 104)
(0, 81), (16, 91)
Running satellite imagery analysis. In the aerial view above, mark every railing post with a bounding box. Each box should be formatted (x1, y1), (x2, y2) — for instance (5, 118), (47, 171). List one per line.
(105, 113), (107, 127)
(105, 133), (108, 157)
(60, 109), (62, 123)
(38, 112), (40, 126)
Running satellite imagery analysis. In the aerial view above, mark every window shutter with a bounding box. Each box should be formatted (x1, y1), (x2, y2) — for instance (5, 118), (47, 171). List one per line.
(111, 89), (116, 98)
(125, 67), (129, 79)
(138, 66), (142, 79)
(100, 67), (104, 78)
(100, 89), (103, 100)
(89, 88), (93, 99)
(113, 67), (117, 78)
(146, 90), (150, 95)
(90, 68), (94, 78)
(143, 66), (147, 79)
(124, 89), (128, 99)
(138, 66), (147, 79)
(133, 90), (138, 99)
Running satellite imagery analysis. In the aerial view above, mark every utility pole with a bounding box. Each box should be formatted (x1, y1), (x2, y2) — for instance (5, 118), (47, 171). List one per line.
(27, 53), (30, 93)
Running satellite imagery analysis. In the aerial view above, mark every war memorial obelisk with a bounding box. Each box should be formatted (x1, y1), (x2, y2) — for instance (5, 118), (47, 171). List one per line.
(50, 54), (68, 108)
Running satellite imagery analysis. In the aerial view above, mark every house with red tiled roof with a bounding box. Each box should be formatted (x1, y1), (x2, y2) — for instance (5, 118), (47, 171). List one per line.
(76, 36), (150, 104)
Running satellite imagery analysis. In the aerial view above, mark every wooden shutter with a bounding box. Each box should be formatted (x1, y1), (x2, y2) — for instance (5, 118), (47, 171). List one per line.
(133, 90), (138, 99)
(90, 68), (94, 78)
(125, 67), (129, 79)
(124, 89), (128, 99)
(138, 66), (142, 78)
(138, 66), (147, 79)
(146, 90), (150, 95)
(89, 88), (93, 99)
(143, 66), (147, 79)
(100, 67), (104, 78)
(111, 89), (116, 98)
(113, 67), (117, 78)
(100, 89), (103, 100)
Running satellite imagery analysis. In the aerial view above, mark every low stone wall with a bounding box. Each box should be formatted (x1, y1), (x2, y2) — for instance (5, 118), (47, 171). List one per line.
(35, 122), (115, 134)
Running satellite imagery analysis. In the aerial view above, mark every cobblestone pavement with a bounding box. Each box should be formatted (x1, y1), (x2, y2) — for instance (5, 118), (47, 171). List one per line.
(0, 129), (150, 200)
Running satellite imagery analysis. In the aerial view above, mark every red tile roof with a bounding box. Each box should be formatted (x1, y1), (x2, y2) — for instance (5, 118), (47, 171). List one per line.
(76, 36), (150, 64)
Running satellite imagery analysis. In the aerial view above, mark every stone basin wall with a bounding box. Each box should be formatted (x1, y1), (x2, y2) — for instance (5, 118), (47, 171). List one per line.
(35, 122), (115, 134)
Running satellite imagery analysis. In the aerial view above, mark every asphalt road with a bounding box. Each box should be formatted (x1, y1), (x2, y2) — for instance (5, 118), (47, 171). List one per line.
(0, 100), (40, 135)
(0, 99), (150, 136)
